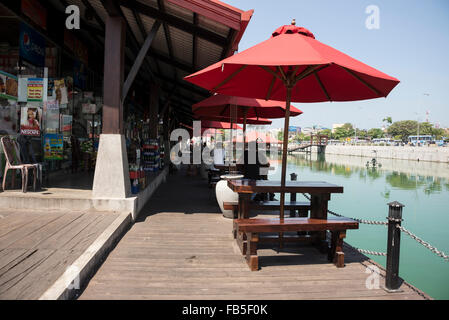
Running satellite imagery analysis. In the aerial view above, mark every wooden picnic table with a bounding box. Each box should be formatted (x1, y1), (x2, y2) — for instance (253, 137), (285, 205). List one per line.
(227, 179), (344, 220)
(228, 179), (344, 253)
(213, 163), (272, 171)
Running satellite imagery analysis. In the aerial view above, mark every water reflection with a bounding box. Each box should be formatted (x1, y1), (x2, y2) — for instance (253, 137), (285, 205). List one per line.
(287, 154), (448, 194)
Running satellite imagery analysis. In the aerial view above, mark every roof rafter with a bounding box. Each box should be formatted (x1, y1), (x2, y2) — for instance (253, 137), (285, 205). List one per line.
(118, 0), (228, 47)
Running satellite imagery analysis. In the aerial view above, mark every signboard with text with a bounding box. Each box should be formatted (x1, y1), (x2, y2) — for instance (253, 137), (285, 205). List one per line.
(19, 22), (45, 67)
(44, 133), (63, 160)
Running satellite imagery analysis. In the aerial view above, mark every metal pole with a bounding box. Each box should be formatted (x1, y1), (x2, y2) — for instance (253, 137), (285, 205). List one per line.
(385, 201), (404, 292)
(290, 173), (297, 217)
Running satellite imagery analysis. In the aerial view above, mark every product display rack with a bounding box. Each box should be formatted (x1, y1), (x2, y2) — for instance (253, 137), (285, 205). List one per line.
(143, 139), (160, 173)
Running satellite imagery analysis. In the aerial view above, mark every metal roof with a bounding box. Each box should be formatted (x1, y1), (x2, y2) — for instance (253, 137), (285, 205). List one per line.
(52, 0), (253, 123)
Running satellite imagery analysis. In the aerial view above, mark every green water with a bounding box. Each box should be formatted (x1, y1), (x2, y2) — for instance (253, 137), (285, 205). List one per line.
(267, 153), (449, 300)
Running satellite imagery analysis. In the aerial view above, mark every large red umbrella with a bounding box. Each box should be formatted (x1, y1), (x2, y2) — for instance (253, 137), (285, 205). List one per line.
(185, 21), (399, 220)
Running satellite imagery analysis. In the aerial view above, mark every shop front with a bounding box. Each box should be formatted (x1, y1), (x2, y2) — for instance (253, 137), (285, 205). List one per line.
(0, 0), (252, 219)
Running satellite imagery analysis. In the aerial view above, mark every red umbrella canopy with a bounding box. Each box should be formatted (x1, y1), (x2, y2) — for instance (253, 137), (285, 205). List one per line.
(232, 131), (282, 144)
(195, 115), (272, 125)
(193, 94), (303, 118)
(185, 25), (399, 102)
(201, 120), (242, 130)
(185, 21), (399, 221)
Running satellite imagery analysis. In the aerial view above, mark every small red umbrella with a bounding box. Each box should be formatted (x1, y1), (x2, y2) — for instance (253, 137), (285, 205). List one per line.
(193, 94), (302, 119)
(201, 120), (242, 130)
(193, 94), (302, 152)
(196, 115), (272, 125)
(185, 21), (399, 221)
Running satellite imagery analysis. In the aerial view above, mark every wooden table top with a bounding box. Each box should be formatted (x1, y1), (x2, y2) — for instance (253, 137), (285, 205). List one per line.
(228, 179), (344, 194)
(213, 163), (271, 170)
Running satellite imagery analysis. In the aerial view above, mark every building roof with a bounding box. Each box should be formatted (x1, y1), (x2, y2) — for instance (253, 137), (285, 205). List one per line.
(48, 0), (253, 123)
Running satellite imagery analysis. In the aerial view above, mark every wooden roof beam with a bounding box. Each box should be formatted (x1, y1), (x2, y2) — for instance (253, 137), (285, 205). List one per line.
(118, 0), (228, 47)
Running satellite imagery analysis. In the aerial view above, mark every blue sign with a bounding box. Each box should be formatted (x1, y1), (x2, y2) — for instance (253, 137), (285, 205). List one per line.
(288, 126), (300, 133)
(19, 22), (46, 67)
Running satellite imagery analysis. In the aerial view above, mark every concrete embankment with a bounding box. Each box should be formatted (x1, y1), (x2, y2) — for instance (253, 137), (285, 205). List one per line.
(313, 145), (449, 163)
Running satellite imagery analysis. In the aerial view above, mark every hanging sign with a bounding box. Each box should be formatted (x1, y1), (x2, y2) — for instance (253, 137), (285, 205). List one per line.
(27, 77), (44, 101)
(20, 105), (42, 136)
(0, 70), (18, 100)
(44, 99), (59, 133)
(19, 22), (45, 67)
(43, 133), (63, 160)
(54, 79), (68, 106)
(60, 114), (72, 137)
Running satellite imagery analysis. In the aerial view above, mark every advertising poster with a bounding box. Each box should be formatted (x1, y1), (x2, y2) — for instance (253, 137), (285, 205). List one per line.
(54, 79), (68, 106)
(27, 77), (44, 101)
(18, 77), (28, 102)
(0, 70), (18, 100)
(20, 105), (42, 136)
(44, 99), (59, 133)
(43, 133), (63, 160)
(19, 22), (45, 67)
(60, 114), (72, 137)
(0, 100), (18, 135)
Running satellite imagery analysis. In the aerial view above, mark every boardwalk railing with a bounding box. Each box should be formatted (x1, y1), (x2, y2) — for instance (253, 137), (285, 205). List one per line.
(300, 188), (449, 292)
(288, 135), (329, 153)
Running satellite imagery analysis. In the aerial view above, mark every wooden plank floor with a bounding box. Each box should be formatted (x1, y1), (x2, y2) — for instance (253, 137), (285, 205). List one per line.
(79, 172), (429, 300)
(0, 209), (119, 299)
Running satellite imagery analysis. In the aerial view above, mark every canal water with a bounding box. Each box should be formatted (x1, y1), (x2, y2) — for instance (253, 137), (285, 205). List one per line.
(267, 152), (449, 300)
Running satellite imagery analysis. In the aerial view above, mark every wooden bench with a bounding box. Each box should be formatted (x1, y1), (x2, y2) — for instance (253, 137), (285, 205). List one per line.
(224, 200), (311, 220)
(235, 217), (359, 271)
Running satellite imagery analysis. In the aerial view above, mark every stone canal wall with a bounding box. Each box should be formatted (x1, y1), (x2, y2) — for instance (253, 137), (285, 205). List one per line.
(317, 145), (449, 163)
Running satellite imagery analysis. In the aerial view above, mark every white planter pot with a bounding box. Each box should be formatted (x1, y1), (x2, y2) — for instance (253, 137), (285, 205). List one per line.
(215, 174), (244, 219)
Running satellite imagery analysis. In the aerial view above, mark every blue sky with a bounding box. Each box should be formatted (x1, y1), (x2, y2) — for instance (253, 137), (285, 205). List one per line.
(224, 0), (449, 130)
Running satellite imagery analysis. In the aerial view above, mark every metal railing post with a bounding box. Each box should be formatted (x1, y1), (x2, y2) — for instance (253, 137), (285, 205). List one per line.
(385, 201), (404, 291)
(290, 173), (297, 217)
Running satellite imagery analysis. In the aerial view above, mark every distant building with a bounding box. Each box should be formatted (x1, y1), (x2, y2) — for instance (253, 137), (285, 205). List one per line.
(332, 123), (345, 133)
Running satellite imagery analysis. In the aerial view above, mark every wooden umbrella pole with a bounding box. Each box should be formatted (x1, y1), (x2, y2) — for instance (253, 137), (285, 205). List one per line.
(229, 104), (235, 173)
(280, 86), (292, 221)
(243, 108), (247, 164)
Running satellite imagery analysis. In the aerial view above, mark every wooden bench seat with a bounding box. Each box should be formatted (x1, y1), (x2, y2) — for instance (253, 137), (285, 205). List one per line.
(224, 200), (311, 219)
(235, 217), (359, 271)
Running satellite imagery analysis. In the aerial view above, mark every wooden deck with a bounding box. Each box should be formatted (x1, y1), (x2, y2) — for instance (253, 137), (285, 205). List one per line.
(79, 172), (429, 300)
(0, 209), (120, 299)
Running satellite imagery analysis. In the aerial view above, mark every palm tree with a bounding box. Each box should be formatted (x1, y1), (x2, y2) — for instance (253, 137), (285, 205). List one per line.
(383, 117), (392, 125)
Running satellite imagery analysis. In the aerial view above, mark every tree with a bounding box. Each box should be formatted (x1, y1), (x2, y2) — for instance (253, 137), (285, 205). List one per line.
(318, 129), (332, 138)
(277, 130), (284, 142)
(357, 129), (368, 139)
(368, 128), (384, 139)
(383, 117), (393, 125)
(333, 123), (354, 140)
(387, 120), (417, 141)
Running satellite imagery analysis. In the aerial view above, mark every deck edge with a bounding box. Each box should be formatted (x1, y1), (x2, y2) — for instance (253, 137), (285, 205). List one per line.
(38, 211), (132, 300)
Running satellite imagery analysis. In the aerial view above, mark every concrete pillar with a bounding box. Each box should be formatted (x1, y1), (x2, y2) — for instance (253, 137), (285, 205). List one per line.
(93, 16), (130, 198)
